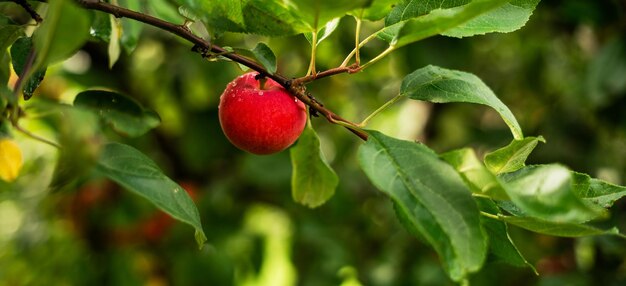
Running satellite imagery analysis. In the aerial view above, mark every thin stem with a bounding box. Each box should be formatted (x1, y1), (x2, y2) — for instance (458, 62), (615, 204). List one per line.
(340, 32), (380, 67)
(471, 193), (492, 199)
(10, 0), (43, 23)
(306, 30), (318, 76)
(13, 123), (61, 148)
(479, 211), (501, 220)
(355, 18), (362, 65)
(359, 95), (402, 127)
(76, 0), (368, 141)
(292, 64), (361, 85)
(360, 46), (395, 70)
(326, 114), (366, 135)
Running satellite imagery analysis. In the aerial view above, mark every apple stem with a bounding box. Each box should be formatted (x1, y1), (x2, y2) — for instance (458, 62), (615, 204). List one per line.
(254, 73), (267, 90)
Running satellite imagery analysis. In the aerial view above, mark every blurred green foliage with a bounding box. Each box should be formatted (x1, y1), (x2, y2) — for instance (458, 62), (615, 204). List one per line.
(1, 0), (626, 285)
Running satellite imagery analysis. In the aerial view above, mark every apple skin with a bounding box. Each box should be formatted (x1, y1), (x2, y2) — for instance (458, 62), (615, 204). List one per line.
(218, 72), (307, 155)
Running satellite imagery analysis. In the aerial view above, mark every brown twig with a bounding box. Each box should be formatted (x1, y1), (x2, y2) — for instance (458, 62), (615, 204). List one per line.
(13, 121), (61, 148)
(11, 0), (43, 23)
(292, 63), (361, 85)
(76, 0), (369, 141)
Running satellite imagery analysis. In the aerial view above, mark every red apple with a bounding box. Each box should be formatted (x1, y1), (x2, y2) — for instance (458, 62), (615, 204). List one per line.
(218, 72), (307, 155)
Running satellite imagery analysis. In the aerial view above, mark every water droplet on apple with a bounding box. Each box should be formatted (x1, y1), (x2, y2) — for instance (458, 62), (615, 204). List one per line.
(232, 82), (237, 87)
(294, 98), (299, 103)
(259, 92), (264, 96)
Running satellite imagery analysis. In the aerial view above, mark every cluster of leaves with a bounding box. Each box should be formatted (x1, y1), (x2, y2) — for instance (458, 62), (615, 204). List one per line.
(1, 0), (625, 284)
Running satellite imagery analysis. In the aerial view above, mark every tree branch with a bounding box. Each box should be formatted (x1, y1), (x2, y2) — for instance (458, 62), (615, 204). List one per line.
(10, 0), (43, 23)
(76, 0), (368, 141)
(292, 63), (361, 85)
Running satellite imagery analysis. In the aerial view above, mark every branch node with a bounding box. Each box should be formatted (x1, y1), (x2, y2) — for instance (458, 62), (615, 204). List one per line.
(191, 44), (212, 59)
(180, 21), (193, 32)
(347, 63), (362, 74)
(191, 44), (205, 54)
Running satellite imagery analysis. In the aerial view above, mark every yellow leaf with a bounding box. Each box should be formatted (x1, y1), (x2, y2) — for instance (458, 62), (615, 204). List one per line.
(0, 139), (23, 182)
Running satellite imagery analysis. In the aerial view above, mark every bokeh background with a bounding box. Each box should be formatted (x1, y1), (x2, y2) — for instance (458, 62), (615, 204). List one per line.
(1, 0), (626, 285)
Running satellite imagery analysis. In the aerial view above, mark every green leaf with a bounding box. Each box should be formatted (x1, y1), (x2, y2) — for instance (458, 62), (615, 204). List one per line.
(400, 65), (523, 139)
(475, 197), (535, 271)
(379, 0), (509, 48)
(499, 165), (605, 223)
(47, 105), (103, 192)
(10, 37), (46, 100)
(443, 0), (541, 37)
(304, 18), (340, 46)
(499, 215), (623, 238)
(358, 131), (486, 281)
(585, 38), (626, 107)
(351, 0), (399, 21)
(385, 0), (471, 25)
(377, 22), (403, 43)
(33, 0), (91, 67)
(174, 0), (309, 36)
(484, 136), (545, 174)
(0, 15), (17, 26)
(0, 23), (23, 85)
(108, 15), (122, 68)
(96, 142), (207, 248)
(292, 0), (369, 30)
(0, 49), (9, 87)
(118, 0), (142, 53)
(0, 85), (11, 108)
(87, 1), (119, 61)
(73, 90), (161, 137)
(0, 23), (24, 57)
(572, 173), (626, 209)
(251, 43), (277, 74)
(178, 6), (200, 22)
(290, 120), (338, 208)
(146, 0), (186, 23)
(90, 11), (111, 42)
(496, 200), (526, 216)
(441, 148), (509, 200)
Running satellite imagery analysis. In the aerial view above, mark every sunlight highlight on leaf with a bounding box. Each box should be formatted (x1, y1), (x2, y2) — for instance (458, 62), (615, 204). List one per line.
(400, 65), (523, 139)
(290, 120), (338, 208)
(358, 130), (486, 282)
